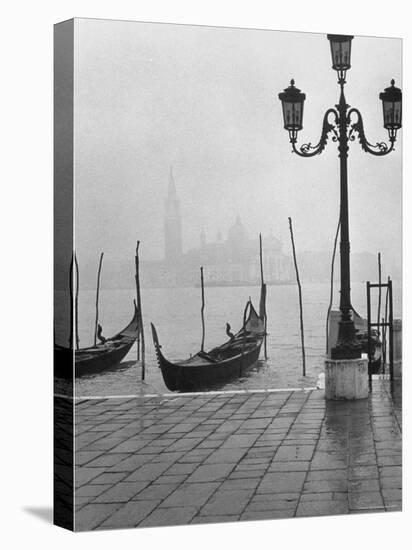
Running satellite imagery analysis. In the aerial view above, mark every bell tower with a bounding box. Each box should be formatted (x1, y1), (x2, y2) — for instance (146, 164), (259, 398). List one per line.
(164, 167), (183, 263)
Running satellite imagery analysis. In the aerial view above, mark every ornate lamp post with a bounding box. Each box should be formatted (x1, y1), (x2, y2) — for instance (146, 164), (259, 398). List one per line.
(278, 34), (402, 360)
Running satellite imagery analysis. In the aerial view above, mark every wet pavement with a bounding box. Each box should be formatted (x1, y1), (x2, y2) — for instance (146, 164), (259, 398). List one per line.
(69, 378), (401, 530)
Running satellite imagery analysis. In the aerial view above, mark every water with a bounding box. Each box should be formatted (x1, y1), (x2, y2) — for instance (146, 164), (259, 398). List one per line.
(54, 281), (401, 397)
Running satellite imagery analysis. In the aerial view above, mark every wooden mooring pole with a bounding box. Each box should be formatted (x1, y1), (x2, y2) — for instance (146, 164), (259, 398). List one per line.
(135, 241), (145, 380)
(74, 253), (80, 351)
(200, 266), (205, 353)
(259, 233), (267, 359)
(93, 252), (104, 348)
(288, 217), (306, 377)
(69, 254), (74, 349)
(326, 217), (340, 355)
(135, 242), (141, 362)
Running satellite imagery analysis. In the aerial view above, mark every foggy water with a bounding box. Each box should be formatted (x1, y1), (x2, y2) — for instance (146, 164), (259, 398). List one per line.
(54, 281), (401, 397)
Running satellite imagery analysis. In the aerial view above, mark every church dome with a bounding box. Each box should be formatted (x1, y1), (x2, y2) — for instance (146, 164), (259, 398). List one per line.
(228, 216), (248, 243)
(227, 216), (249, 260)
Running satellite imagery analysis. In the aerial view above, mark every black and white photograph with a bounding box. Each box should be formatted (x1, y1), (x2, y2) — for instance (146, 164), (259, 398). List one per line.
(52, 17), (403, 532)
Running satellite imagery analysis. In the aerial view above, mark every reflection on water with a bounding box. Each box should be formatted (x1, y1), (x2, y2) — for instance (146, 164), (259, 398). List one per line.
(54, 281), (401, 397)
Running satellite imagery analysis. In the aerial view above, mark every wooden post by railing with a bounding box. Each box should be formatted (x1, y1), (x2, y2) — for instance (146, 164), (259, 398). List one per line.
(388, 278), (394, 381)
(383, 278), (390, 372)
(377, 252), (382, 330)
(93, 252), (104, 348)
(366, 281), (372, 380)
(288, 217), (306, 377)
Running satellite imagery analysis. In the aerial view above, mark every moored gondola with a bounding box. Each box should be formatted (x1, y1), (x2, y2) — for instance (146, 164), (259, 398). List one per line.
(152, 236), (268, 392)
(54, 304), (139, 378)
(151, 290), (266, 392)
(327, 309), (383, 374)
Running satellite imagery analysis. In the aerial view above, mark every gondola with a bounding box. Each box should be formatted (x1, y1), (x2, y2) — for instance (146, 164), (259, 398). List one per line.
(54, 304), (139, 378)
(151, 284), (266, 392)
(328, 309), (382, 374)
(356, 327), (383, 375)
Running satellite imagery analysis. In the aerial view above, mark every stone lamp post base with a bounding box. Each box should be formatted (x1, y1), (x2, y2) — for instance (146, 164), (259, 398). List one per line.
(325, 358), (369, 400)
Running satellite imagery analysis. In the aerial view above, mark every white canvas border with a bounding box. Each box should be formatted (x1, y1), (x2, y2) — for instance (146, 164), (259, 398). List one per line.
(1, 1), (409, 549)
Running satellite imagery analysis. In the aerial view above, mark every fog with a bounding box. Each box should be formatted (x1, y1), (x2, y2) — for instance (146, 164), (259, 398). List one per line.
(70, 19), (401, 286)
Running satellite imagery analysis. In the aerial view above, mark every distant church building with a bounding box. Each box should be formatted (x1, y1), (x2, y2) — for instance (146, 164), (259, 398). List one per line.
(164, 168), (183, 263)
(142, 170), (293, 287)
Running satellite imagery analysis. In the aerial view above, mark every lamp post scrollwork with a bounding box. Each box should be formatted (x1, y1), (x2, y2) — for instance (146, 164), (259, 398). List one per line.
(278, 35), (402, 361)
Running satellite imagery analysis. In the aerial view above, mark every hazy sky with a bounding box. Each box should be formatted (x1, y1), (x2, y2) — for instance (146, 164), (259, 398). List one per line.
(73, 19), (402, 272)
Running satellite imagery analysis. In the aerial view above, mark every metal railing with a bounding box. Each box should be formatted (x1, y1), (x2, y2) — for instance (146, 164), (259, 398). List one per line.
(366, 278), (393, 381)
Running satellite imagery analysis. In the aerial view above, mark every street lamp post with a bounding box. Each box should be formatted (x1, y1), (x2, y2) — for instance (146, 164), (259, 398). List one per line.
(278, 34), (402, 361)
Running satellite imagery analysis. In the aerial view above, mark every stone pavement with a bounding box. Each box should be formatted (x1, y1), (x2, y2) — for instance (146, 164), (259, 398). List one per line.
(72, 379), (402, 531)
